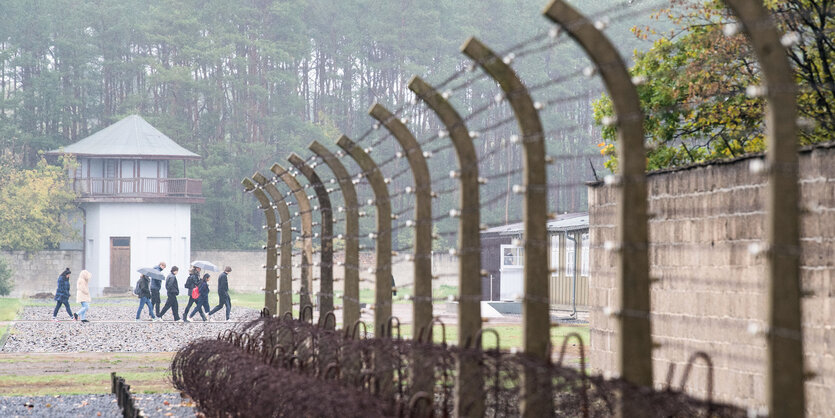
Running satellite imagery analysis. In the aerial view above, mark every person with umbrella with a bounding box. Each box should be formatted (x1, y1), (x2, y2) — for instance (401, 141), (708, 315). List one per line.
(52, 268), (74, 321)
(188, 273), (211, 321)
(150, 261), (166, 317)
(158, 266), (181, 321)
(209, 266), (232, 321)
(135, 273), (159, 322)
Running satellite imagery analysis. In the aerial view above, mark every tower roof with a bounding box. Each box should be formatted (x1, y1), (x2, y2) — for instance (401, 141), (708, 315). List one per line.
(46, 115), (200, 159)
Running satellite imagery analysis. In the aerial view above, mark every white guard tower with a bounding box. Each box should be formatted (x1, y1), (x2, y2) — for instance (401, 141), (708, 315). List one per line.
(47, 115), (204, 295)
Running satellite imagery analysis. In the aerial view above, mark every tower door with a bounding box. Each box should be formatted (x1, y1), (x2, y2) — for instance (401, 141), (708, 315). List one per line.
(110, 237), (131, 288)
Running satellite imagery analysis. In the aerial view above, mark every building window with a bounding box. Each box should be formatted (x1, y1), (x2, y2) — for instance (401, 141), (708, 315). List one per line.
(112, 237), (130, 247)
(103, 159), (118, 178)
(565, 233), (576, 277)
(550, 233), (560, 274)
(501, 245), (524, 267)
(581, 232), (590, 276)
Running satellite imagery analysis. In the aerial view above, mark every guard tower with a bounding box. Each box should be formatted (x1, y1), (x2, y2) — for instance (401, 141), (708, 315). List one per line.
(47, 115), (204, 295)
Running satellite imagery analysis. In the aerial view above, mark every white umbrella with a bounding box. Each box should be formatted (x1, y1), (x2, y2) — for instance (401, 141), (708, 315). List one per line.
(191, 260), (218, 272)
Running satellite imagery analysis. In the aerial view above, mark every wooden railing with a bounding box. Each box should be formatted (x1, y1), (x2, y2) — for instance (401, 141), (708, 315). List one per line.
(73, 177), (202, 198)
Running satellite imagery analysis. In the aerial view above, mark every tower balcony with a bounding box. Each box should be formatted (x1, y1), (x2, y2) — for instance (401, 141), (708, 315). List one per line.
(72, 177), (205, 204)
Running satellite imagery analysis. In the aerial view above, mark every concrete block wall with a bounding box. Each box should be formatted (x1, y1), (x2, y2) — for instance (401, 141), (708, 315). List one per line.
(189, 250), (459, 294)
(1, 250), (83, 297)
(587, 143), (835, 416)
(1, 249), (458, 298)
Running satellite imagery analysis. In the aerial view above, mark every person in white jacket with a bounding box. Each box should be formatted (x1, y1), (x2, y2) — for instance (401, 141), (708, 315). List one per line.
(75, 270), (92, 323)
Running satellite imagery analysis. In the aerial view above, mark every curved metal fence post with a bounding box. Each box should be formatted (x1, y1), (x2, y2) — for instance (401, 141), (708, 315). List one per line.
(336, 135), (392, 338)
(273, 163), (315, 312)
(242, 177), (278, 315)
(289, 153), (335, 318)
(310, 140), (361, 327)
(369, 103), (433, 334)
(462, 37), (550, 417)
(369, 102), (435, 402)
(721, 1), (804, 416)
(544, 1), (652, 391)
(408, 76), (484, 416)
(253, 173), (294, 317)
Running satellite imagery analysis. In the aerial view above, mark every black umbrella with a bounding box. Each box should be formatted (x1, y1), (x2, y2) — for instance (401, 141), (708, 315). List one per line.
(137, 267), (164, 281)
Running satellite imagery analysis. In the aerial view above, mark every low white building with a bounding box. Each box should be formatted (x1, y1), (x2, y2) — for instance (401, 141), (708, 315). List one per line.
(48, 115), (204, 295)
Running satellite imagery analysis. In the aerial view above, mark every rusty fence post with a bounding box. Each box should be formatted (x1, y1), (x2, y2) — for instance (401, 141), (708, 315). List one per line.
(721, 1), (804, 416)
(242, 177), (278, 315)
(369, 102), (435, 402)
(310, 140), (361, 327)
(290, 153), (335, 318)
(336, 135), (392, 337)
(408, 76), (484, 416)
(544, 1), (652, 394)
(253, 172), (294, 317)
(337, 134), (395, 401)
(369, 103), (433, 334)
(462, 37), (550, 417)
(273, 163), (315, 313)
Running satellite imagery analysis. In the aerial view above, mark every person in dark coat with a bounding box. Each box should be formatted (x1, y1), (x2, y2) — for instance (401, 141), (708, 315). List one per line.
(52, 268), (74, 321)
(182, 266), (201, 322)
(135, 274), (158, 321)
(150, 261), (166, 317)
(189, 273), (210, 321)
(158, 266), (180, 321)
(209, 266), (232, 321)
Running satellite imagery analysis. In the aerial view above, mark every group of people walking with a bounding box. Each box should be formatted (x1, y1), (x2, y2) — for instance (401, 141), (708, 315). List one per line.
(140, 263), (233, 322)
(51, 262), (233, 323)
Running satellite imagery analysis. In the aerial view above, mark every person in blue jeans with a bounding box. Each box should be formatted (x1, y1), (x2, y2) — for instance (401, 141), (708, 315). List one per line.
(189, 274), (210, 321)
(75, 270), (92, 323)
(135, 275), (159, 321)
(52, 268), (74, 321)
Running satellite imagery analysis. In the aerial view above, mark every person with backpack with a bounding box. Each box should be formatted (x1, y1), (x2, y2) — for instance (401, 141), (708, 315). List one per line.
(150, 261), (166, 317)
(182, 266), (201, 322)
(188, 273), (211, 322)
(52, 268), (74, 321)
(135, 274), (159, 321)
(158, 266), (180, 321)
(75, 270), (92, 323)
(208, 266), (232, 321)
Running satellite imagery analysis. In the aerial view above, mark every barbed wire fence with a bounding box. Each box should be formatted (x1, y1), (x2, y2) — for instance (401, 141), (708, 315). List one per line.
(173, 0), (813, 416)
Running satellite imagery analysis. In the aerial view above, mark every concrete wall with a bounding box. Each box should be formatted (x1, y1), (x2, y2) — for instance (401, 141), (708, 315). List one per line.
(190, 250), (460, 294)
(588, 143), (835, 416)
(0, 250), (458, 297)
(2, 249), (459, 299)
(1, 250), (83, 297)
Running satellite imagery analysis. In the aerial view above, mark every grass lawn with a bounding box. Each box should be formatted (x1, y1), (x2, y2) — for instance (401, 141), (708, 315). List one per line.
(0, 297), (22, 344)
(391, 323), (590, 352)
(0, 352), (175, 396)
(0, 371), (170, 396)
(343, 284), (460, 305)
(0, 297), (22, 321)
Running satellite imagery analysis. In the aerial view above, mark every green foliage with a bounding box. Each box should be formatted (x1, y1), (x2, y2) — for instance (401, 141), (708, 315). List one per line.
(0, 0), (655, 248)
(0, 296), (20, 319)
(0, 155), (78, 251)
(594, 0), (835, 171)
(0, 258), (13, 296)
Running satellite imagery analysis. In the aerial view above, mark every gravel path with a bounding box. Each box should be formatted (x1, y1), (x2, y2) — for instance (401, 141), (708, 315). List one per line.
(2, 301), (259, 353)
(0, 394), (121, 417)
(0, 393), (199, 417)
